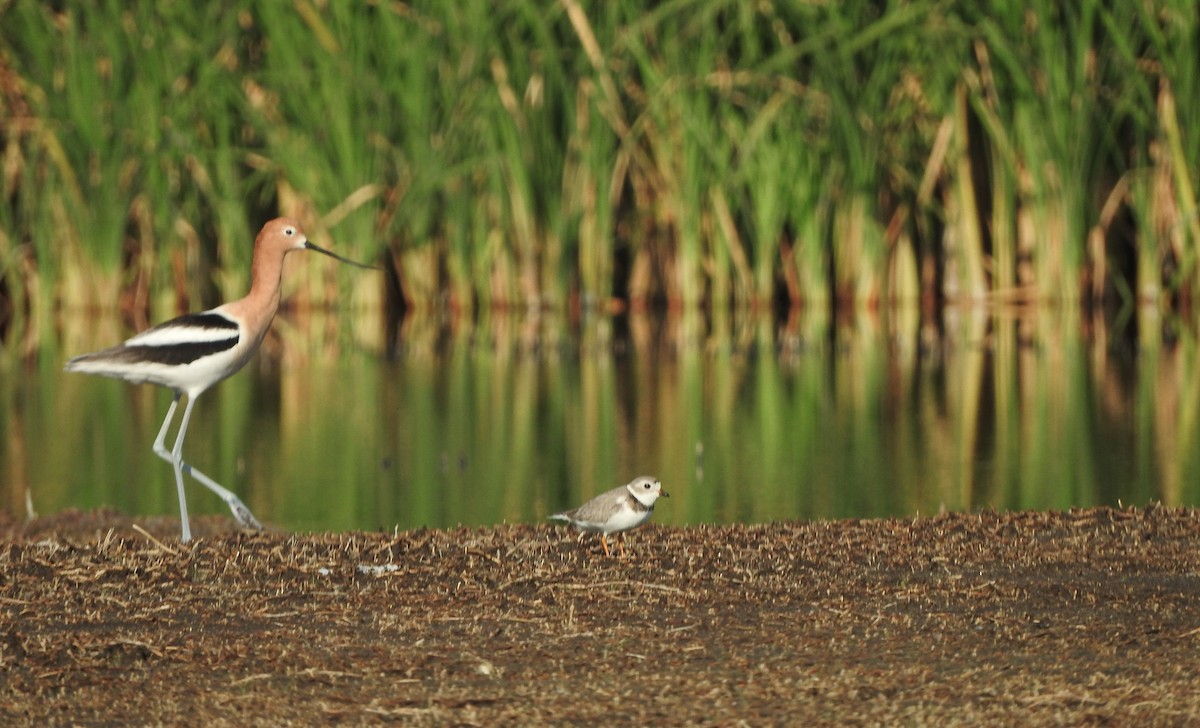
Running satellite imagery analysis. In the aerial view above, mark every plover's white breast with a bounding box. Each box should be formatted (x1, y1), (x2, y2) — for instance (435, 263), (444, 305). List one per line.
(592, 497), (653, 534)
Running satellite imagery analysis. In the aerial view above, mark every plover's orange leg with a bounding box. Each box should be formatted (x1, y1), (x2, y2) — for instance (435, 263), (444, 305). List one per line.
(600, 534), (612, 557)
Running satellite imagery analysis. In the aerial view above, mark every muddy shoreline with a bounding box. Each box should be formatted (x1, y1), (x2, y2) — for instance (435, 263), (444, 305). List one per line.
(2, 506), (1198, 725)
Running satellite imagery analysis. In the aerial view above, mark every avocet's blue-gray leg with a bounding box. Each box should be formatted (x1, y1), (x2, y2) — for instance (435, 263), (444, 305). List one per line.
(171, 396), (262, 531)
(181, 464), (262, 531)
(153, 393), (263, 542)
(152, 393), (192, 542)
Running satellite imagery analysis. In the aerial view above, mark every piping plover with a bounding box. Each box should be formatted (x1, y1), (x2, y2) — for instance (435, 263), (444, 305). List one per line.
(549, 476), (668, 557)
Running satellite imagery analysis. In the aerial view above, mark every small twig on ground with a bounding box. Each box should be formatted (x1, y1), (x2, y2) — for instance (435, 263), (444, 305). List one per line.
(131, 524), (180, 556)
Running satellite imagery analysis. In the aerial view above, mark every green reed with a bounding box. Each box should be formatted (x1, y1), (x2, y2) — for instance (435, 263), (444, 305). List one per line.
(1124, 3), (1200, 303)
(1, 1), (1199, 345)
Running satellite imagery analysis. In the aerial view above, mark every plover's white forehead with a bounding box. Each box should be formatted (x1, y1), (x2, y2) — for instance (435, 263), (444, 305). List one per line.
(626, 475), (666, 505)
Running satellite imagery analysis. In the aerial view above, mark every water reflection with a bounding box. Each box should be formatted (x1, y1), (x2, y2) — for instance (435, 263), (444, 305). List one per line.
(3, 305), (1198, 532)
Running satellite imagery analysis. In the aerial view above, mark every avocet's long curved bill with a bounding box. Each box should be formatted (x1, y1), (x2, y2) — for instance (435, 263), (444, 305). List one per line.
(304, 241), (381, 270)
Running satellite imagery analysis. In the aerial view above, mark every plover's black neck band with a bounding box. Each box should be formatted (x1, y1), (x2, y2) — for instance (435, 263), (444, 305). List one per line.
(627, 497), (653, 514)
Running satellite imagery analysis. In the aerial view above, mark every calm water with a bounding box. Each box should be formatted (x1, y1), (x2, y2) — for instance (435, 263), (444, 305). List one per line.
(3, 305), (1198, 533)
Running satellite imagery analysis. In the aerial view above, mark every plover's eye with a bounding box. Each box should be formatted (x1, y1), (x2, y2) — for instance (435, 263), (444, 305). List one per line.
(643, 482), (651, 489)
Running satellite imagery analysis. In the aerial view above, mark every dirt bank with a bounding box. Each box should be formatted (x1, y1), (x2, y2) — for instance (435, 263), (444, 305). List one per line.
(1, 506), (1198, 725)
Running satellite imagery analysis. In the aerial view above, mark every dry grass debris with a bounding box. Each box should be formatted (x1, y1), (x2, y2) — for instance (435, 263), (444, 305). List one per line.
(2, 506), (1198, 725)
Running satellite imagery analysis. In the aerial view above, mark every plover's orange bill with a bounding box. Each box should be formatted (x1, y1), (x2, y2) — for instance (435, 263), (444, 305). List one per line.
(549, 476), (669, 557)
(65, 218), (379, 542)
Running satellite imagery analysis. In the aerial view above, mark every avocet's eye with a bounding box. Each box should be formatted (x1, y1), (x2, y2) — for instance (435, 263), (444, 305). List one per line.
(284, 227), (295, 236)
(643, 481), (652, 489)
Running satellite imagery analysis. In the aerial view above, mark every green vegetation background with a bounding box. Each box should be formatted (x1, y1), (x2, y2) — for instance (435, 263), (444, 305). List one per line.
(1, 1), (1197, 339)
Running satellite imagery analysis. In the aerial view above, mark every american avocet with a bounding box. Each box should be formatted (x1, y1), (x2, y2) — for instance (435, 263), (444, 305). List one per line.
(550, 476), (668, 557)
(65, 217), (378, 542)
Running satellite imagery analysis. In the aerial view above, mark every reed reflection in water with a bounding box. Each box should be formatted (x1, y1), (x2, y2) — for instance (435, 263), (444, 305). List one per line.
(4, 305), (1198, 532)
